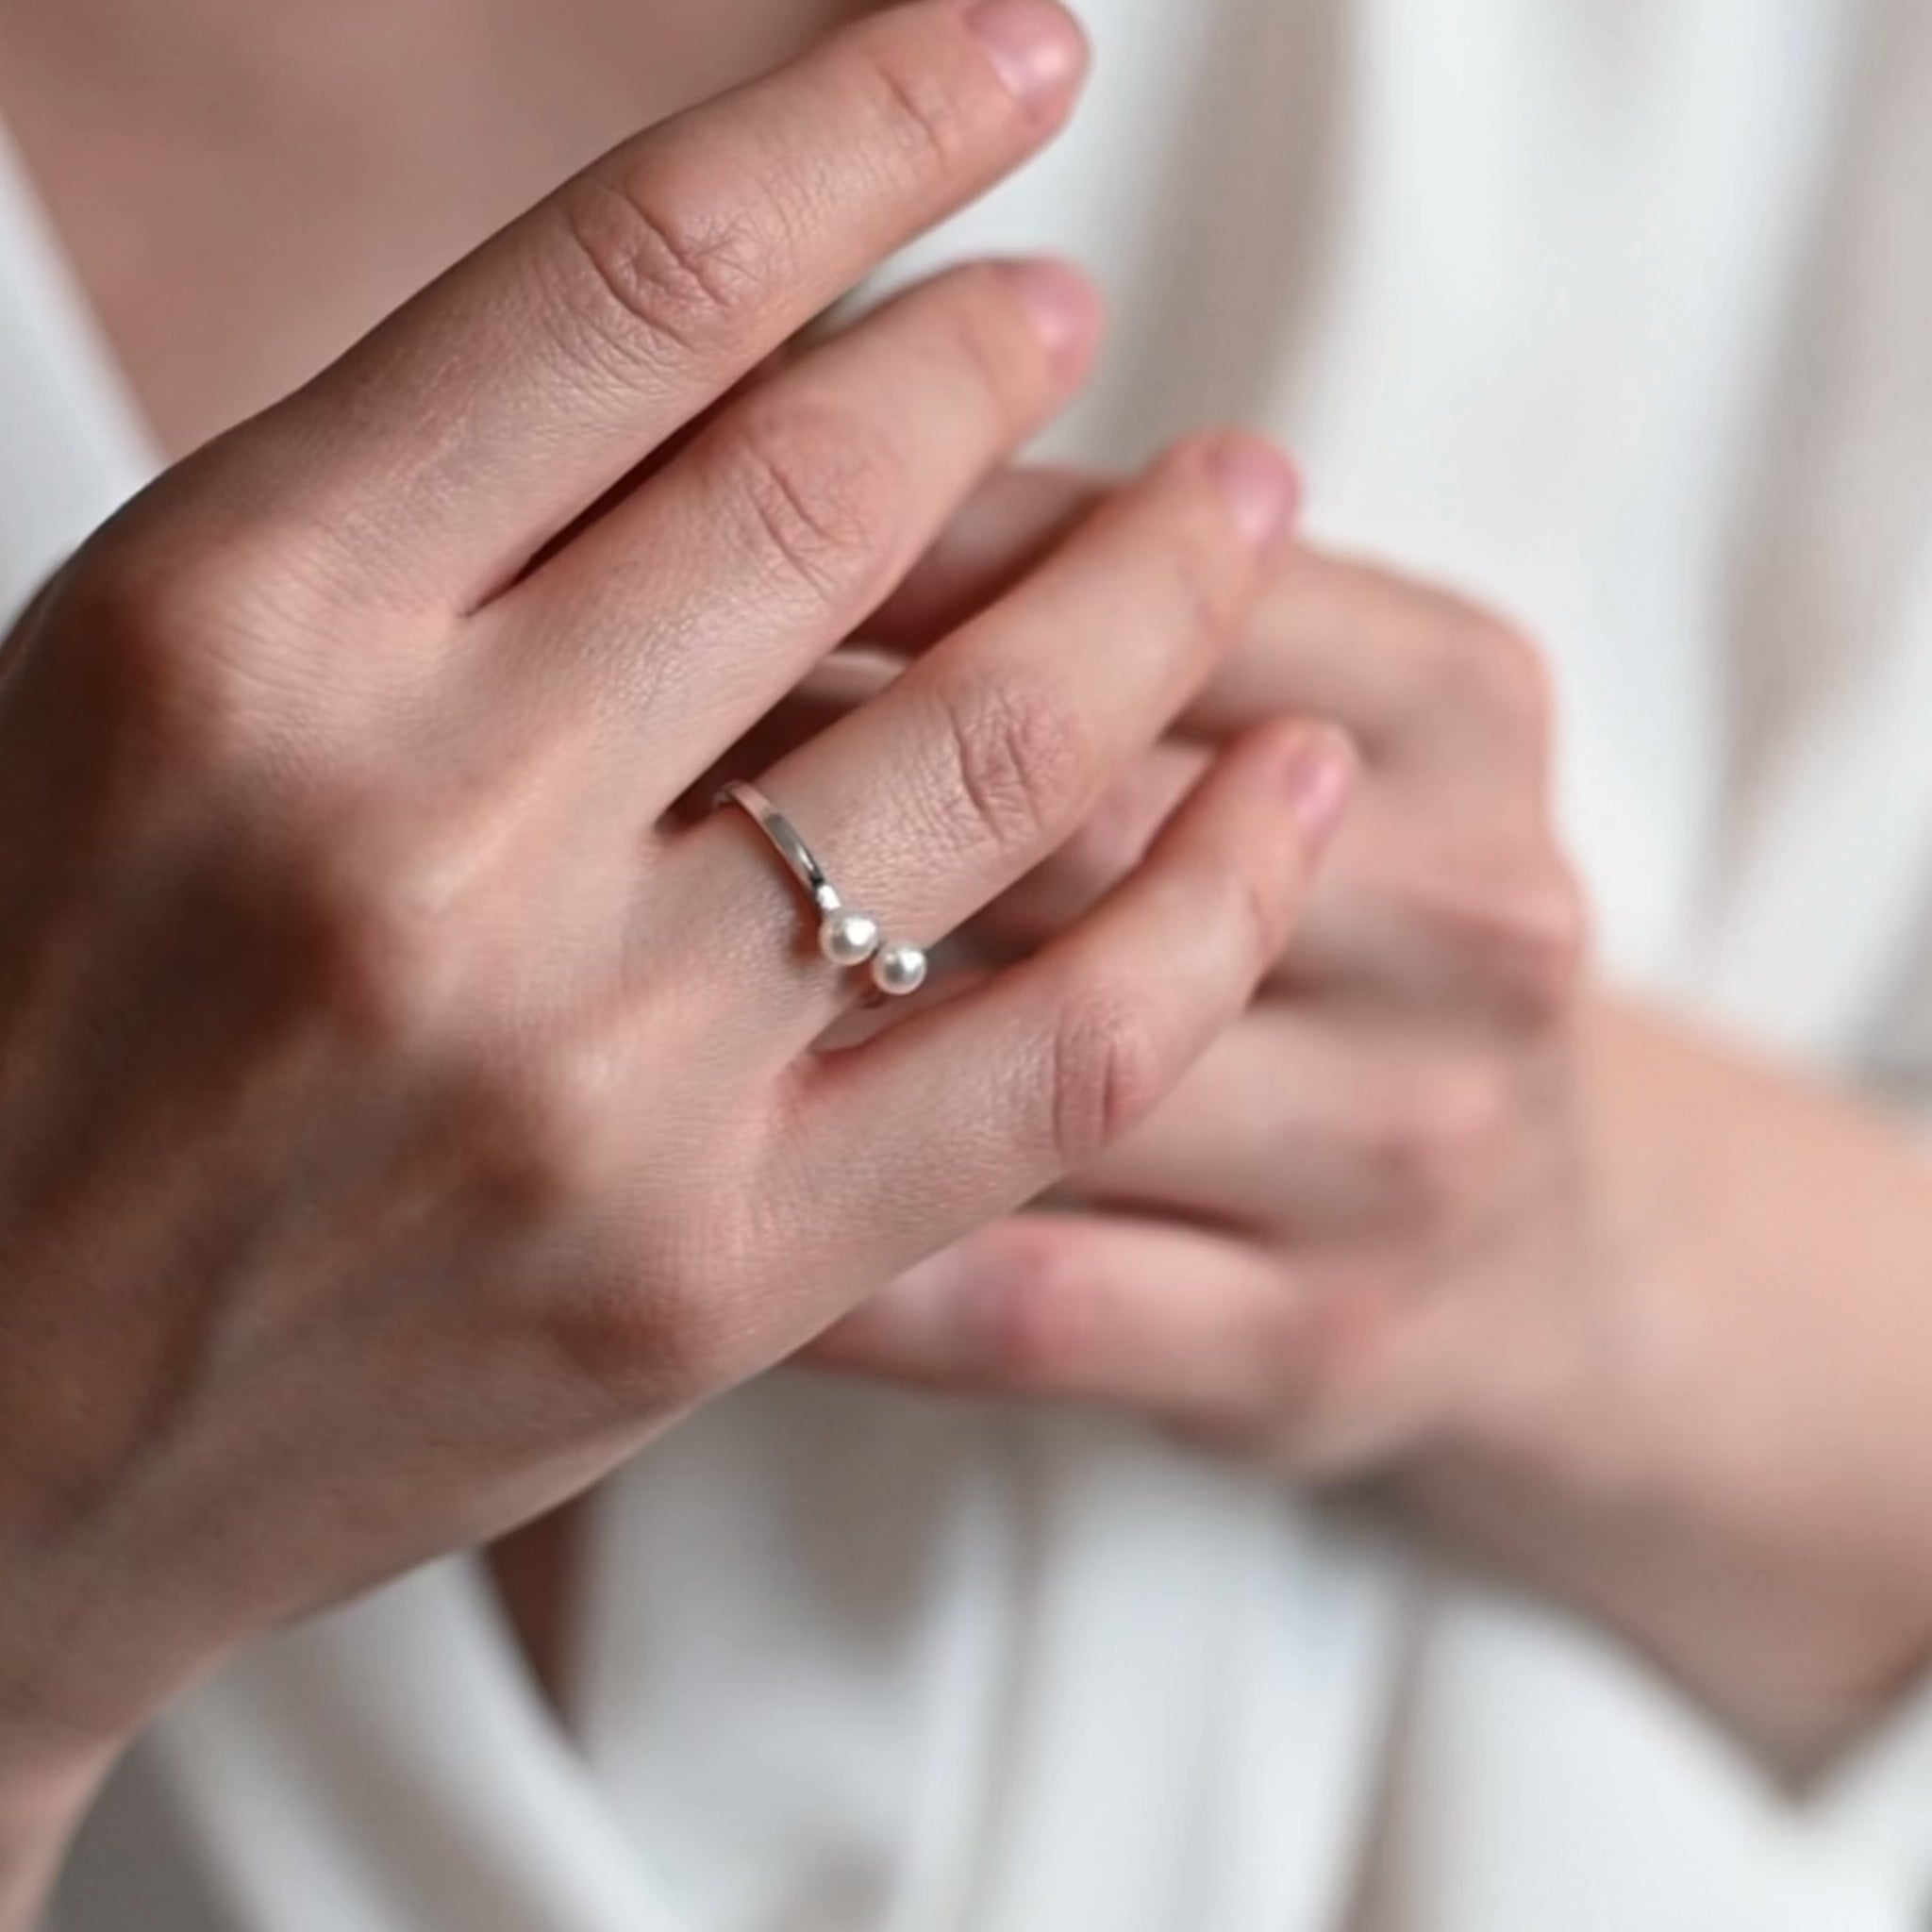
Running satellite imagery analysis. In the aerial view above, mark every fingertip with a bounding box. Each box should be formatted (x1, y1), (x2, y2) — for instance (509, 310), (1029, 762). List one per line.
(1201, 433), (1302, 554)
(961, 0), (1092, 126)
(1274, 720), (1358, 852)
(997, 256), (1106, 387)
(1207, 715), (1357, 853)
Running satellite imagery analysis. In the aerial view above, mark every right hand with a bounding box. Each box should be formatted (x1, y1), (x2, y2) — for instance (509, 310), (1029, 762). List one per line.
(0, 0), (1352, 1831)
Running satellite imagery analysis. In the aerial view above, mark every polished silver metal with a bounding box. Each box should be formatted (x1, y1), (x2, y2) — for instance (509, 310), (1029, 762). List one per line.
(715, 779), (928, 995)
(716, 780), (840, 917)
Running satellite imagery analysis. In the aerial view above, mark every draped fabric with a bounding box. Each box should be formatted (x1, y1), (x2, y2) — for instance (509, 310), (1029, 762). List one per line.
(11, 5), (1932, 1926)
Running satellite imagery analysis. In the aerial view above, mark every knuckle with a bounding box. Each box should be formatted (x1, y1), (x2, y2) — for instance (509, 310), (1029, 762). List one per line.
(545, 1269), (715, 1413)
(539, 1270), (665, 1406)
(544, 1203), (759, 1409)
(961, 1223), (1101, 1389)
(858, 30), (979, 175)
(923, 669), (1086, 861)
(1420, 605), (1554, 746)
(1360, 1066), (1508, 1218)
(1491, 868), (1591, 1025)
(58, 525), (287, 774)
(307, 899), (454, 1059)
(291, 832), (465, 1056)
(721, 399), (902, 608)
(558, 164), (774, 370)
(70, 523), (222, 647)
(1419, 850), (1590, 1028)
(58, 506), (387, 785)
(1044, 978), (1170, 1169)
(468, 1041), (622, 1219)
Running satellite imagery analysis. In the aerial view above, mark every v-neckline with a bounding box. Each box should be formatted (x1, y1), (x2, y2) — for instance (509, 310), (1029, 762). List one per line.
(0, 112), (160, 479)
(0, 114), (158, 631)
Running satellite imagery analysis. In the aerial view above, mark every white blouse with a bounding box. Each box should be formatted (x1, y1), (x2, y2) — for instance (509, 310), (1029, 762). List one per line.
(11, 3), (1932, 1927)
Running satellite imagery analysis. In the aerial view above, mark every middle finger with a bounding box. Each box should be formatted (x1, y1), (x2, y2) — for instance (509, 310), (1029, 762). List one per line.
(660, 433), (1299, 1049)
(484, 258), (1097, 808)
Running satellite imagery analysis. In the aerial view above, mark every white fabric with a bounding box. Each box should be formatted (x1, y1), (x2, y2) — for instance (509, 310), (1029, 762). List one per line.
(11, 1), (1932, 1925)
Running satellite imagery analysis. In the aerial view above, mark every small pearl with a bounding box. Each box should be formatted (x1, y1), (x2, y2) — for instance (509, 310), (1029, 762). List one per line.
(871, 941), (928, 998)
(819, 907), (881, 966)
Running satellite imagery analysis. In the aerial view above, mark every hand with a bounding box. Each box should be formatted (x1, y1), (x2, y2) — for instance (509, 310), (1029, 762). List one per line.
(818, 470), (1932, 1768)
(820, 491), (1591, 1474)
(0, 7), (1357, 1908)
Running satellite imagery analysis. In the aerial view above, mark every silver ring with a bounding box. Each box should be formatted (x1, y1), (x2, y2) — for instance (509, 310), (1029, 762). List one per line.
(714, 780), (928, 997)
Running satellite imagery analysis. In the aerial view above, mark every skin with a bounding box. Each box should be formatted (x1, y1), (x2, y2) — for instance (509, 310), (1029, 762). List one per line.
(0, 7), (1358, 1920)
(816, 470), (1932, 1774)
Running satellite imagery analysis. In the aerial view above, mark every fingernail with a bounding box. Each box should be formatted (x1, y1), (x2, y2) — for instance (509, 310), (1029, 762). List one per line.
(1281, 725), (1357, 850)
(1001, 258), (1101, 383)
(1205, 436), (1300, 552)
(965, 0), (1088, 116)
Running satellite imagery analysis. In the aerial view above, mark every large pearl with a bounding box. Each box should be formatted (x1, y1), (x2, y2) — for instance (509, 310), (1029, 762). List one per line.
(870, 941), (928, 998)
(819, 907), (881, 967)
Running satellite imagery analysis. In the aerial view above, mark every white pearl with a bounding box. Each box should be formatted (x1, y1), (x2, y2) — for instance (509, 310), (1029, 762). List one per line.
(871, 941), (928, 997)
(819, 907), (881, 966)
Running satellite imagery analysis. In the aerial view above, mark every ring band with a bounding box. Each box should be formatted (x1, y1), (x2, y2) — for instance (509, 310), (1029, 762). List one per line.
(715, 780), (929, 997)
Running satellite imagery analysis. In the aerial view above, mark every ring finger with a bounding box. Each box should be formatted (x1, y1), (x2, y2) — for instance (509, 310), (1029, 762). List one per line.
(661, 432), (1300, 1048)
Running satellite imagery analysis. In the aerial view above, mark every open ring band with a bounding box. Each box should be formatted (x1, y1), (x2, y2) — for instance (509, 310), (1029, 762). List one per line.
(714, 780), (929, 997)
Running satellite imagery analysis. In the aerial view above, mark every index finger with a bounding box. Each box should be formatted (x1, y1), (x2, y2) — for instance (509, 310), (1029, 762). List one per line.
(208, 0), (1088, 611)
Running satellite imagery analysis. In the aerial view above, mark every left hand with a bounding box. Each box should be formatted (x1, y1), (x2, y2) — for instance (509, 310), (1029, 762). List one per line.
(815, 485), (1598, 1478)
(805, 468), (1932, 1769)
